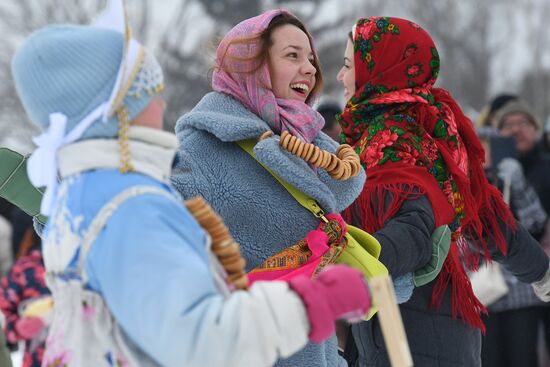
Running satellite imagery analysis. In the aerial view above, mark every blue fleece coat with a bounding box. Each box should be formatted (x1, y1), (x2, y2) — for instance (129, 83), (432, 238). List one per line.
(171, 92), (366, 367)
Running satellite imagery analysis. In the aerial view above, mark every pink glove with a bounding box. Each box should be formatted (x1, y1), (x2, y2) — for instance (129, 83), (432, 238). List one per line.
(288, 265), (371, 343)
(15, 317), (45, 340)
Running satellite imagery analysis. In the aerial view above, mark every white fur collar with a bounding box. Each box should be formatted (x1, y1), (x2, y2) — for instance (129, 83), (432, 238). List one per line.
(58, 126), (177, 182)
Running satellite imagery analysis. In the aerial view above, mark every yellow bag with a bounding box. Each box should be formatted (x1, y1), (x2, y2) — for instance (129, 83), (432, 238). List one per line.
(339, 225), (387, 278)
(338, 226), (388, 319)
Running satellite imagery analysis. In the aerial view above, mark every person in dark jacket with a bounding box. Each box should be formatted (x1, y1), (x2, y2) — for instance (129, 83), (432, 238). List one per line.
(475, 94), (518, 129)
(480, 153), (548, 367)
(495, 101), (550, 233)
(496, 100), (550, 357)
(336, 16), (550, 366)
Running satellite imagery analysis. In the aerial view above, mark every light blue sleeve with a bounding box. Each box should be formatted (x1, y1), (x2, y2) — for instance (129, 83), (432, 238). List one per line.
(85, 194), (310, 366)
(85, 194), (216, 364)
(393, 272), (414, 303)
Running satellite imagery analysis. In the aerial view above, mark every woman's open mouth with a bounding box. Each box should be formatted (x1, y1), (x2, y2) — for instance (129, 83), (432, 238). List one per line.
(290, 83), (309, 97)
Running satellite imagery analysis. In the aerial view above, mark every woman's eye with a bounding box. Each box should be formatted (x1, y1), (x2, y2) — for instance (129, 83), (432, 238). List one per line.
(287, 52), (298, 58)
(343, 64), (350, 69)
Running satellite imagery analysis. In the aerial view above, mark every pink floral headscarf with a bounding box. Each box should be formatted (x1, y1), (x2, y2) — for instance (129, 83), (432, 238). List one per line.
(212, 9), (323, 143)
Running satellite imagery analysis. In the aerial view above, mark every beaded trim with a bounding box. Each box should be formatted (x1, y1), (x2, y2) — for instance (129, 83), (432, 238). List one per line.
(127, 49), (165, 100)
(110, 46), (145, 116)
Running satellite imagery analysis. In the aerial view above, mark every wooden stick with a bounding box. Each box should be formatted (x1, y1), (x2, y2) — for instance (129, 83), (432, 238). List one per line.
(369, 275), (413, 367)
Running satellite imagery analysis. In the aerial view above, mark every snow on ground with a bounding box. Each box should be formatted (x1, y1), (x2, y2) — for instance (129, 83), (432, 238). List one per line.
(10, 350), (22, 366)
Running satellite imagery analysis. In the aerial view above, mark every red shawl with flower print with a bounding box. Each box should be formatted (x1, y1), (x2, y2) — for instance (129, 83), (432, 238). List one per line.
(338, 17), (516, 331)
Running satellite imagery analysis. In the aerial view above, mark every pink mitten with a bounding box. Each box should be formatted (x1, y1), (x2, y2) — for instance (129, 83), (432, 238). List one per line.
(15, 316), (45, 340)
(288, 265), (370, 343)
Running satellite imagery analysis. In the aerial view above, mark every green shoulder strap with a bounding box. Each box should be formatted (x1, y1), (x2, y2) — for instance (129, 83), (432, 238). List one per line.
(237, 139), (328, 222)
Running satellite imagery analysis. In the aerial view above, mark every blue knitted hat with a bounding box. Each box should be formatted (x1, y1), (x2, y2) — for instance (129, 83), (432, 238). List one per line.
(12, 24), (163, 140)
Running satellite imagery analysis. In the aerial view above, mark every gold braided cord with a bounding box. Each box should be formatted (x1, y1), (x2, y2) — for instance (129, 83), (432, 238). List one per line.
(279, 131), (361, 180)
(109, 46), (146, 117)
(116, 106), (135, 173)
(185, 196), (248, 290)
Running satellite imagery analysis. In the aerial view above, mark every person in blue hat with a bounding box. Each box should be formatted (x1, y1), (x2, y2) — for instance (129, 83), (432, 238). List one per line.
(10, 2), (372, 366)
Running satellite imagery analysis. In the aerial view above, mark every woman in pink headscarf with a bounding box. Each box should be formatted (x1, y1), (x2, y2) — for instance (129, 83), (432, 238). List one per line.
(171, 9), (368, 367)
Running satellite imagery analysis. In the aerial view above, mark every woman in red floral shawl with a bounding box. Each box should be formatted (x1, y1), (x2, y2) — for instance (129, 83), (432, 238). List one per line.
(337, 16), (550, 366)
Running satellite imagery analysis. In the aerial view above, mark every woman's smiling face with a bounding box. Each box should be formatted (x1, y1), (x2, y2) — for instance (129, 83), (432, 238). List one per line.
(337, 39), (356, 102)
(267, 24), (317, 102)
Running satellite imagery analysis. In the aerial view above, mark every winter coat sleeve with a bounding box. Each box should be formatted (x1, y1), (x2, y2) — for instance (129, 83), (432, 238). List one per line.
(170, 144), (205, 201)
(485, 219), (549, 284)
(372, 195), (435, 277)
(85, 193), (311, 367)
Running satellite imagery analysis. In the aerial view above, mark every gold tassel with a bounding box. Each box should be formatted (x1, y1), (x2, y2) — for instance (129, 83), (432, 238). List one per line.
(116, 106), (135, 173)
